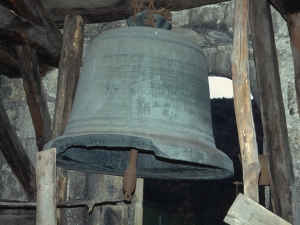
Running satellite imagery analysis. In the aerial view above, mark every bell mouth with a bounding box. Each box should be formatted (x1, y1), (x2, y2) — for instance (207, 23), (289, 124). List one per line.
(44, 133), (234, 180)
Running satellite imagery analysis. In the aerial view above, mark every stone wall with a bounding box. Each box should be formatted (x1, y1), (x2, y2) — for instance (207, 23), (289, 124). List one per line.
(0, 1), (299, 223)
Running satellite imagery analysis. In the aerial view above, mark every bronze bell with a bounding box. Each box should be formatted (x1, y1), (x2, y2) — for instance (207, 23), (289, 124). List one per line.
(44, 26), (234, 180)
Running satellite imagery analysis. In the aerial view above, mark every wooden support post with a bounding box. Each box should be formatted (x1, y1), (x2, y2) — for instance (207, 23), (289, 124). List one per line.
(52, 14), (84, 138)
(287, 12), (300, 116)
(249, 0), (300, 223)
(0, 100), (37, 201)
(15, 45), (52, 151)
(232, 0), (260, 202)
(224, 193), (291, 225)
(36, 148), (57, 225)
(52, 14), (84, 225)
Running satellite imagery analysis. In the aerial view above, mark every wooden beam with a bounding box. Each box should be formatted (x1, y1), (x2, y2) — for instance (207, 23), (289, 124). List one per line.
(269, 0), (300, 20)
(0, 63), (21, 77)
(0, 44), (53, 78)
(8, 0), (59, 27)
(0, 215), (36, 225)
(0, 5), (61, 67)
(0, 45), (19, 70)
(51, 14), (84, 225)
(15, 45), (52, 151)
(224, 193), (291, 225)
(249, 0), (300, 223)
(287, 12), (300, 117)
(0, 100), (36, 201)
(231, 0), (260, 202)
(0, 1), (13, 9)
(52, 14), (84, 138)
(0, 198), (123, 209)
(41, 0), (229, 26)
(0, 44), (21, 77)
(7, 0), (62, 41)
(36, 148), (57, 225)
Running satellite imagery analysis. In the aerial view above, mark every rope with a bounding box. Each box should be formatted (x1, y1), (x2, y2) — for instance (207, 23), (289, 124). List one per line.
(131, 0), (143, 25)
(145, 0), (155, 27)
(155, 3), (172, 21)
(131, 0), (172, 26)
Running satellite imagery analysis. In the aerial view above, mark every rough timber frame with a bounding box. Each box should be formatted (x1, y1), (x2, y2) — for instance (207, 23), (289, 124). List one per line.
(0, 0), (300, 224)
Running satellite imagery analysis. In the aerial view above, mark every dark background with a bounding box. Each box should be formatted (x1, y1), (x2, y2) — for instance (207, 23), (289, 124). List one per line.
(143, 98), (264, 225)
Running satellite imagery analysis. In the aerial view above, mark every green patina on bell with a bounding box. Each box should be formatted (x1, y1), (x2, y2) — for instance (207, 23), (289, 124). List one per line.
(44, 25), (234, 180)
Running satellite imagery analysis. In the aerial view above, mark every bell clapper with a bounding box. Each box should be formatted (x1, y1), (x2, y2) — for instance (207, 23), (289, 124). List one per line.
(123, 149), (138, 202)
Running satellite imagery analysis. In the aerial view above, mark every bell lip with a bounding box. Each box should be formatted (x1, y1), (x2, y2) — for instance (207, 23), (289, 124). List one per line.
(44, 133), (234, 180)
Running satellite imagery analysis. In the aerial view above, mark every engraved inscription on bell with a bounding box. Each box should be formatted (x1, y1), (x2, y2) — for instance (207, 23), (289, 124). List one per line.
(44, 27), (234, 180)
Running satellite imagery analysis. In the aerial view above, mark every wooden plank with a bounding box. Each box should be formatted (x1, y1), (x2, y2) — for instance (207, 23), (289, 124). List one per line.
(36, 148), (57, 225)
(224, 193), (291, 225)
(0, 215), (35, 225)
(51, 14), (84, 225)
(7, 0), (63, 40)
(0, 44), (21, 77)
(7, 0), (63, 71)
(56, 167), (68, 225)
(0, 100), (36, 201)
(133, 179), (144, 225)
(269, 0), (300, 20)
(0, 196), (125, 209)
(0, 5), (61, 67)
(231, 0), (260, 202)
(41, 0), (229, 26)
(52, 14), (84, 138)
(0, 1), (12, 8)
(287, 12), (300, 117)
(0, 45), (19, 70)
(0, 44), (53, 78)
(249, 0), (300, 224)
(0, 63), (21, 77)
(15, 45), (52, 151)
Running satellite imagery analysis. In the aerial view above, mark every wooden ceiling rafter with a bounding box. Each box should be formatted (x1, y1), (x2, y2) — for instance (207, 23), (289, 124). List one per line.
(269, 0), (300, 19)
(0, 0), (61, 201)
(0, 100), (37, 201)
(0, 45), (21, 77)
(0, 4), (62, 67)
(0, 0), (299, 77)
(16, 45), (52, 152)
(41, 0), (230, 26)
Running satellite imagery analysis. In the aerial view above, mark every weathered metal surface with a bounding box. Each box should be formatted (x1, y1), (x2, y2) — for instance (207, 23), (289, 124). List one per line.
(45, 27), (233, 180)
